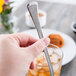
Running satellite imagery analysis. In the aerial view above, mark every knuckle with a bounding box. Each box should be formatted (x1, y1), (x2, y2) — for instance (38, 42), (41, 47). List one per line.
(34, 41), (44, 52)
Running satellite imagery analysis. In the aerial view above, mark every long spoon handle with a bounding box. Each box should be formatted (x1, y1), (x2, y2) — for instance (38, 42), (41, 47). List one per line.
(27, 2), (54, 76)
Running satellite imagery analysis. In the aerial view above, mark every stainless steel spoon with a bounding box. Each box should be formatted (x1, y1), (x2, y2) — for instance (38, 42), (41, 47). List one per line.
(27, 2), (54, 76)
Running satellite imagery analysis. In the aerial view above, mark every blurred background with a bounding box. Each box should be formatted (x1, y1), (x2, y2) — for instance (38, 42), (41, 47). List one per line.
(6, 0), (76, 40)
(0, 0), (76, 76)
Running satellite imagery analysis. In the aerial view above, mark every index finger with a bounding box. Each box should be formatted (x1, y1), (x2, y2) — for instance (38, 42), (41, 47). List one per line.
(10, 33), (38, 47)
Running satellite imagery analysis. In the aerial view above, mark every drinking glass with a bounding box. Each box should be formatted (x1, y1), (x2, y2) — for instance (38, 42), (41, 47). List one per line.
(27, 44), (63, 76)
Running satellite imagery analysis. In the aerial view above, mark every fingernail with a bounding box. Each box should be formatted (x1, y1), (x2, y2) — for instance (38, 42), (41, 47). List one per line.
(30, 61), (34, 69)
(43, 38), (50, 46)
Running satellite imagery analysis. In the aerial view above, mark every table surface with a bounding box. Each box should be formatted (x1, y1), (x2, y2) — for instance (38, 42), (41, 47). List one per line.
(15, 1), (76, 76)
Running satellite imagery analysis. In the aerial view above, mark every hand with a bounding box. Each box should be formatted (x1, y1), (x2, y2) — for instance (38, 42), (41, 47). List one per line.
(0, 33), (50, 76)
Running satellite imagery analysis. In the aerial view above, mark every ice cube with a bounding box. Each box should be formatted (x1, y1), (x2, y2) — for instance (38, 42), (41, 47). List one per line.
(53, 64), (59, 71)
(51, 53), (58, 63)
(29, 69), (38, 76)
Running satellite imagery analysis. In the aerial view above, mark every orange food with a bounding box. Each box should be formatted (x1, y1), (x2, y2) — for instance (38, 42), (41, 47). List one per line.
(28, 13), (44, 17)
(27, 52), (62, 76)
(48, 34), (64, 48)
(39, 13), (44, 17)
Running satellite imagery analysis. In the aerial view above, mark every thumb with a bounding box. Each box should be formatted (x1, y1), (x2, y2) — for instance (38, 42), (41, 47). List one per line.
(26, 37), (50, 58)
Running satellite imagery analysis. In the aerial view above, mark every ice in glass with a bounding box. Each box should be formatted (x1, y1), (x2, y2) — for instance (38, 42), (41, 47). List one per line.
(27, 44), (63, 76)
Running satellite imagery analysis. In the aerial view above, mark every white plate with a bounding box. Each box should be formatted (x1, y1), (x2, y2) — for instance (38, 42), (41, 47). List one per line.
(24, 29), (76, 66)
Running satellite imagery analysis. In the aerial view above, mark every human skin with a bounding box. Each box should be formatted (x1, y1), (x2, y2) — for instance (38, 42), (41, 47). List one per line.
(0, 33), (50, 76)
